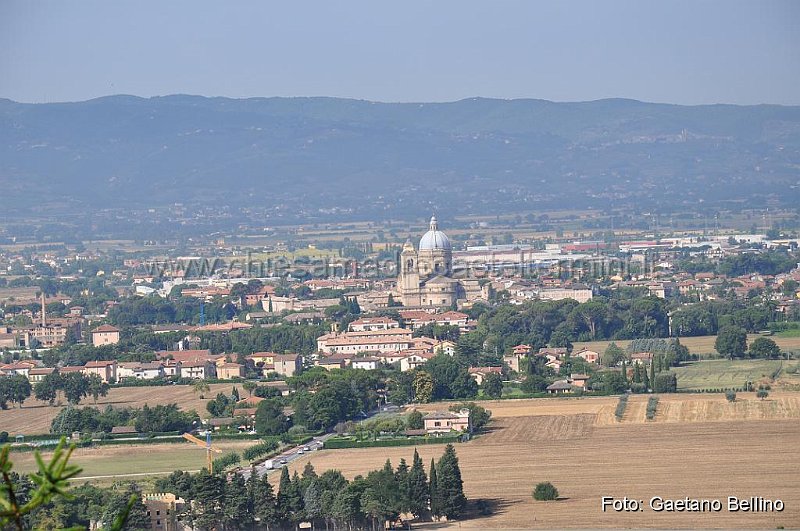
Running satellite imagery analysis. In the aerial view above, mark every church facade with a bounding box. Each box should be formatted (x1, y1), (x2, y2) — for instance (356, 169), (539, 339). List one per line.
(396, 216), (483, 307)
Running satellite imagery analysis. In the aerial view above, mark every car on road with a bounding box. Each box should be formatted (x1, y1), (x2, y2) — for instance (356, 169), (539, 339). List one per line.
(303, 446), (311, 452)
(279, 458), (287, 465)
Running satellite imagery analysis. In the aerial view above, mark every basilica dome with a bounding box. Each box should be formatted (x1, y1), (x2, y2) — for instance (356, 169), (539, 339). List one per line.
(419, 216), (451, 251)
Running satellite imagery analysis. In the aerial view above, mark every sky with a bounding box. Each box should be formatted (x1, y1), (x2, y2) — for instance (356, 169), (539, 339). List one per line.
(1, 0), (798, 105)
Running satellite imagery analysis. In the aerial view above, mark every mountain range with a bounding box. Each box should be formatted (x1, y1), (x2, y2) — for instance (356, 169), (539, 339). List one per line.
(1, 95), (799, 221)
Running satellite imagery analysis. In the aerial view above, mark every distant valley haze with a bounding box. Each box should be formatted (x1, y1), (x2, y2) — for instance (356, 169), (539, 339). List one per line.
(0, 94), (798, 222)
(0, 0), (798, 227)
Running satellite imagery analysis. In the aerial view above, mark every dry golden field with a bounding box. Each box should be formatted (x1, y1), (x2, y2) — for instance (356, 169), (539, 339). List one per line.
(0, 383), (236, 435)
(283, 393), (800, 529)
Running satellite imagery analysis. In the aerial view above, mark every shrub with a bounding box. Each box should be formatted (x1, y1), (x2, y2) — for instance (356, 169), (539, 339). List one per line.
(652, 372), (678, 393)
(756, 389), (769, 401)
(0, 432), (8, 443)
(533, 482), (559, 501)
(287, 425), (307, 436)
(449, 402), (491, 431)
(406, 410), (424, 430)
(725, 390), (736, 402)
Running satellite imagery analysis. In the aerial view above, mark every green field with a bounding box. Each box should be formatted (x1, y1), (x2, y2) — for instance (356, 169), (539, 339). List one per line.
(10, 440), (255, 481)
(671, 359), (784, 390)
(574, 334), (800, 358)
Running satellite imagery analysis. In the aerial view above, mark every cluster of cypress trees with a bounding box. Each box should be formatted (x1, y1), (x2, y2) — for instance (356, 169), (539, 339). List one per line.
(165, 444), (467, 529)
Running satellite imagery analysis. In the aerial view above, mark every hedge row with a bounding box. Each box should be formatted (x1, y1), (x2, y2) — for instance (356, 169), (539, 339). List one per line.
(324, 435), (462, 449)
(242, 440), (279, 461)
(646, 396), (659, 421)
(212, 452), (241, 472)
(614, 395), (629, 421)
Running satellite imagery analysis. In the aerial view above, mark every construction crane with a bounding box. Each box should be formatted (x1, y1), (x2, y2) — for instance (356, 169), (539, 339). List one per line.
(182, 431), (222, 473)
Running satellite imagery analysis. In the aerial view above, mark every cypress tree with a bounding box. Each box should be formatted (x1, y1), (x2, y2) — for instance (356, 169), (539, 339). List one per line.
(223, 472), (252, 529)
(290, 471), (305, 523)
(396, 458), (410, 513)
(407, 449), (429, 518)
(192, 470), (225, 530)
(253, 474), (278, 531)
(429, 458), (440, 519)
(436, 444), (467, 519)
(649, 359), (656, 388)
(642, 364), (650, 391)
(621, 359), (628, 385)
(276, 467), (293, 524)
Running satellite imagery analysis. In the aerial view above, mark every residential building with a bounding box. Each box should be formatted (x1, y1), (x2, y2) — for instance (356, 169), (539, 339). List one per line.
(83, 360), (117, 383)
(399, 352), (435, 372)
(117, 362), (164, 380)
(574, 348), (600, 364)
(217, 363), (245, 380)
(91, 324), (121, 347)
(316, 328), (415, 355)
(27, 367), (55, 383)
(273, 354), (302, 377)
(546, 380), (574, 394)
(181, 360), (216, 379)
(350, 357), (381, 370)
(348, 317), (400, 332)
(468, 366), (503, 386)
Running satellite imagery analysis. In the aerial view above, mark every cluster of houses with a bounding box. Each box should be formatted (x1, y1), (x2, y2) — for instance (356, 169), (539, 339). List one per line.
(0, 359), (118, 383)
(0, 349), (302, 384)
(502, 344), (600, 373)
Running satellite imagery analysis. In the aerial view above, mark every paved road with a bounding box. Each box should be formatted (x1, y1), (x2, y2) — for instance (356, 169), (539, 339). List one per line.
(241, 432), (336, 479)
(240, 406), (397, 479)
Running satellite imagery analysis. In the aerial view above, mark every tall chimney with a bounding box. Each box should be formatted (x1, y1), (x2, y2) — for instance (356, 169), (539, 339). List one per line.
(41, 291), (46, 327)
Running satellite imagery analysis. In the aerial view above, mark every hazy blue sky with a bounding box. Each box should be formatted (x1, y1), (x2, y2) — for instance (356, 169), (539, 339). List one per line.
(1, 0), (798, 105)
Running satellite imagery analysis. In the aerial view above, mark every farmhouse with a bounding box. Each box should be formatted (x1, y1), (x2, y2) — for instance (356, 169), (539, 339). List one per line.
(423, 409), (471, 434)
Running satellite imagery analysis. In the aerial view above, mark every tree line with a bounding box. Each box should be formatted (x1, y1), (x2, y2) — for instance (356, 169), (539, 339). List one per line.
(50, 403), (198, 435)
(156, 444), (467, 530)
(0, 371), (109, 410)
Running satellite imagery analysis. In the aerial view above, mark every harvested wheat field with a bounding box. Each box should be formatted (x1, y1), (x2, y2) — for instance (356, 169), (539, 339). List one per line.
(414, 396), (618, 418)
(594, 392), (800, 425)
(0, 383), (236, 435)
(287, 418), (800, 529)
